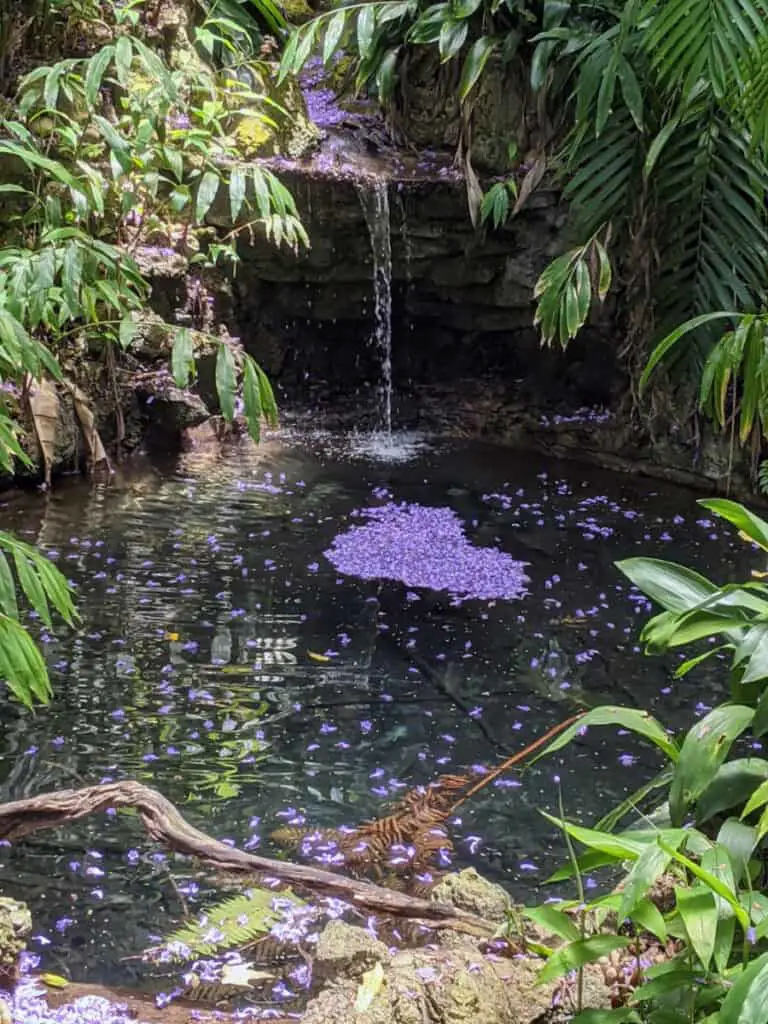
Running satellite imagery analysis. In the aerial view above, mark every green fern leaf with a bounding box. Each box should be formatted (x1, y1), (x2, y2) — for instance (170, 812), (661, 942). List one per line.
(162, 888), (304, 957)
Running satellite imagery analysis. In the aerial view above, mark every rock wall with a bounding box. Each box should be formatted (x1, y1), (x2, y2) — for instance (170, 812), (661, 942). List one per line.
(230, 167), (621, 432)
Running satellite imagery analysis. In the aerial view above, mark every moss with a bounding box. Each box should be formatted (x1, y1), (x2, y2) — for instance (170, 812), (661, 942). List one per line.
(0, 897), (31, 988)
(328, 54), (355, 93)
(282, 0), (315, 23)
(234, 115), (278, 157)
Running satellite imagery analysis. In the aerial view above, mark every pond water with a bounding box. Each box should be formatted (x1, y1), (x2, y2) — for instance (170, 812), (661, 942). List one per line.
(0, 432), (756, 990)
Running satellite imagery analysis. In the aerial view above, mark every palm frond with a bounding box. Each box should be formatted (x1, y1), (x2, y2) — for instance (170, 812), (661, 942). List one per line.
(643, 0), (768, 99)
(562, 104), (643, 237)
(653, 112), (768, 333)
(741, 33), (768, 151)
(163, 888), (303, 957)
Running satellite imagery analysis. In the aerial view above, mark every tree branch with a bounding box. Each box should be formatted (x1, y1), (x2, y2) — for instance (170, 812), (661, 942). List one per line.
(0, 781), (492, 936)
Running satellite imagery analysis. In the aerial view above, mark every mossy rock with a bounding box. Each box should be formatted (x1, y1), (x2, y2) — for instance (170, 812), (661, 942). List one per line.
(234, 115), (278, 157)
(282, 0), (316, 24)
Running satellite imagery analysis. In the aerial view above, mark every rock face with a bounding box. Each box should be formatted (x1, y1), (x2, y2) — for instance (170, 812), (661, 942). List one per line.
(304, 921), (551, 1024)
(233, 167), (620, 432)
(0, 896), (31, 988)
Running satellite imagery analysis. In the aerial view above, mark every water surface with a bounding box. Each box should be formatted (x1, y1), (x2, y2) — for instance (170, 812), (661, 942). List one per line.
(0, 434), (753, 985)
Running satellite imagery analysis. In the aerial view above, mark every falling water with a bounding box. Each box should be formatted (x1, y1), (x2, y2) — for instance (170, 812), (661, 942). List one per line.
(357, 178), (393, 434)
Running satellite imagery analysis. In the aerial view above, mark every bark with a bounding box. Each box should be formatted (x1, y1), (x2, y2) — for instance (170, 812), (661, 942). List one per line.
(0, 781), (492, 936)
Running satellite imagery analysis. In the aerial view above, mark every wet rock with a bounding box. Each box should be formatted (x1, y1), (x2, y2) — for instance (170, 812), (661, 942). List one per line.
(304, 940), (553, 1024)
(432, 869), (511, 924)
(313, 921), (390, 985)
(0, 897), (31, 988)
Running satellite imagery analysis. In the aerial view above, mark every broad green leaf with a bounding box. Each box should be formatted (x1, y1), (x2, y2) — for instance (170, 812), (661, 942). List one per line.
(742, 779), (768, 818)
(118, 318), (137, 350)
(632, 968), (702, 1001)
(229, 166), (246, 222)
(0, 552), (18, 620)
(538, 935), (630, 984)
(439, 19), (468, 60)
(631, 897), (667, 941)
(216, 344), (237, 422)
(618, 839), (673, 921)
(115, 35), (133, 84)
(458, 36), (497, 100)
(595, 59), (617, 137)
(357, 5), (376, 58)
(717, 818), (757, 882)
(323, 10), (346, 63)
(617, 55), (643, 130)
(84, 46), (114, 107)
(595, 239), (612, 300)
(699, 498), (768, 552)
(0, 613), (52, 707)
(540, 811), (645, 860)
(719, 951), (768, 1024)
(643, 116), (681, 180)
(617, 557), (716, 614)
(522, 905), (580, 942)
(753, 686), (768, 736)
(195, 171), (220, 223)
(242, 356), (263, 443)
(13, 552), (50, 626)
(640, 313), (738, 392)
(713, 914), (736, 973)
(659, 840), (748, 929)
(171, 328), (195, 388)
(697, 759), (768, 823)
(451, 0), (482, 15)
(669, 705), (754, 825)
(546, 848), (624, 882)
(676, 887), (717, 968)
(531, 706), (678, 764)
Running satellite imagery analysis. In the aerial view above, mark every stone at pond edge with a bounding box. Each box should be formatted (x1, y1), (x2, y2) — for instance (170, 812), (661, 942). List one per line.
(304, 924), (551, 1024)
(313, 920), (390, 986)
(431, 868), (511, 923)
(0, 897), (31, 989)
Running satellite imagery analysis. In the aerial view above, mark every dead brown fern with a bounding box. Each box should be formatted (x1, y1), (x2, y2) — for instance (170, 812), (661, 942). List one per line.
(271, 714), (584, 890)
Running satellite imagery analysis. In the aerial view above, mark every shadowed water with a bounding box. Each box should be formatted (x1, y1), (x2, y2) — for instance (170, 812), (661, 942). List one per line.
(0, 434), (756, 987)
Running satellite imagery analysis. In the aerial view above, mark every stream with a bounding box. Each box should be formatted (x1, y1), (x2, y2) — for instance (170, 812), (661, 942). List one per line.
(0, 432), (755, 988)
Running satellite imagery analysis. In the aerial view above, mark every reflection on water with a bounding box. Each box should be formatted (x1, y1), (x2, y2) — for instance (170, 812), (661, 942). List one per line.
(0, 434), (754, 985)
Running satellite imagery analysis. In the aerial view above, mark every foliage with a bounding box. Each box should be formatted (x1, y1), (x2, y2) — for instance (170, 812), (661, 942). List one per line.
(0, 1), (305, 468)
(278, 0), (558, 105)
(0, 2), (305, 709)
(523, 497), (768, 1020)
(278, 0), (768, 461)
(479, 178), (518, 231)
(0, 532), (76, 707)
(163, 888), (303, 957)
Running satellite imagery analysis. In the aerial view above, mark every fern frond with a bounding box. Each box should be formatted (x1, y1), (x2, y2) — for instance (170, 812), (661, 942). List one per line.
(741, 33), (768, 152)
(643, 0), (768, 99)
(562, 105), (642, 237)
(653, 112), (768, 333)
(164, 888), (303, 957)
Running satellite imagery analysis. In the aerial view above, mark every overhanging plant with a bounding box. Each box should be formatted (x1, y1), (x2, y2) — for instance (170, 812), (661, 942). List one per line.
(516, 497), (768, 1021)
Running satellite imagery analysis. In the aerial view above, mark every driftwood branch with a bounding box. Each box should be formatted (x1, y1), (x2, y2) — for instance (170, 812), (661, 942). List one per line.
(0, 781), (492, 936)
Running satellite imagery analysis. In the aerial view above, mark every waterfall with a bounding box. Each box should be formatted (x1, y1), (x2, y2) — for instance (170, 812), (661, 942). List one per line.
(357, 179), (393, 434)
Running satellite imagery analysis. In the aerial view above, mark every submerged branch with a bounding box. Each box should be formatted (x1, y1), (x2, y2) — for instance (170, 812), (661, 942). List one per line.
(0, 781), (493, 935)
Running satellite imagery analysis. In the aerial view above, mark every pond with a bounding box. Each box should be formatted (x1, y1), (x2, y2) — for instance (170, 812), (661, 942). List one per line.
(0, 432), (755, 991)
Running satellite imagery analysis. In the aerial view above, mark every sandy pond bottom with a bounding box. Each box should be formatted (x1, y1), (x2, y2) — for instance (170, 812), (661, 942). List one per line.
(0, 431), (755, 996)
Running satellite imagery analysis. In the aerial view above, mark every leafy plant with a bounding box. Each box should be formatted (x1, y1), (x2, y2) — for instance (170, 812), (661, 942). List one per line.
(0, 532), (76, 707)
(522, 496), (768, 1021)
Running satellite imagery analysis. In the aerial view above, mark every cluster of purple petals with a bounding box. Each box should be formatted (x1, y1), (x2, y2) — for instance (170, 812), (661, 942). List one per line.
(324, 503), (529, 602)
(8, 955), (145, 1024)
